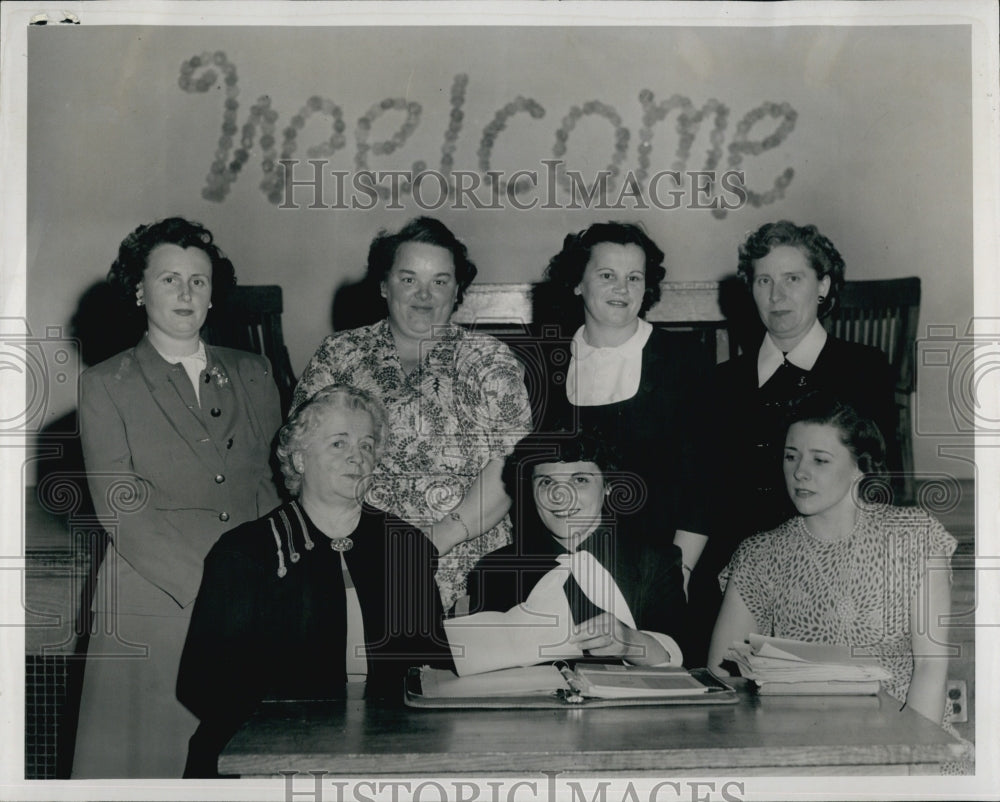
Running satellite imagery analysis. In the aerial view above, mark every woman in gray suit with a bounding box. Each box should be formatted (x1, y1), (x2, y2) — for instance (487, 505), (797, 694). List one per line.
(72, 217), (282, 777)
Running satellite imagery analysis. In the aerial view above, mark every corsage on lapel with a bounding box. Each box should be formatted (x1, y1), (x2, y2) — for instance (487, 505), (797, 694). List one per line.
(208, 365), (230, 389)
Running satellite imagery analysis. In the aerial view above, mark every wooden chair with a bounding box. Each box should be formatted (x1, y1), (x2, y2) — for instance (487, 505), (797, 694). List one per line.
(825, 277), (922, 501)
(202, 285), (297, 417)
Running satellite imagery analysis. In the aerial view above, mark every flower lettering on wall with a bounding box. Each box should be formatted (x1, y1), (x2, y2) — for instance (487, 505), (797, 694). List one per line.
(178, 52), (798, 216)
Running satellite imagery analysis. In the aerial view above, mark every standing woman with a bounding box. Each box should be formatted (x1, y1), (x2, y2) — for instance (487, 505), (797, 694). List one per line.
(72, 217), (281, 777)
(293, 217), (532, 611)
(532, 222), (714, 599)
(715, 220), (898, 538)
(690, 221), (898, 664)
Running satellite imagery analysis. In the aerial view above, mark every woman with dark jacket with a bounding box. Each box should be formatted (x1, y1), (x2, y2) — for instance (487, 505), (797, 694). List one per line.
(688, 221), (898, 665)
(531, 222), (715, 604)
(467, 432), (688, 666)
(178, 385), (452, 777)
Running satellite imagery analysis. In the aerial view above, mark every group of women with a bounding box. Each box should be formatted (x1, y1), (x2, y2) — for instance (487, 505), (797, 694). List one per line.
(70, 213), (955, 778)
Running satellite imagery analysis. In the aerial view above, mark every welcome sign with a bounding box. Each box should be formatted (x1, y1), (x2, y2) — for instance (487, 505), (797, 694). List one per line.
(179, 51), (795, 215)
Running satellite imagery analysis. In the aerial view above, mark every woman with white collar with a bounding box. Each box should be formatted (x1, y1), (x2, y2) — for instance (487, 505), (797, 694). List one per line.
(716, 220), (897, 539)
(468, 432), (687, 667)
(532, 222), (714, 610)
(688, 221), (897, 666)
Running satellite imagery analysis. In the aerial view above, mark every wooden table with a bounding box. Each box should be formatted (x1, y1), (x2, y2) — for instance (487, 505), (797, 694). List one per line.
(220, 681), (965, 777)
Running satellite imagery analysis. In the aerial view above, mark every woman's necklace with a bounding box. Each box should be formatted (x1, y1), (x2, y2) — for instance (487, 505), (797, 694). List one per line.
(797, 513), (863, 646)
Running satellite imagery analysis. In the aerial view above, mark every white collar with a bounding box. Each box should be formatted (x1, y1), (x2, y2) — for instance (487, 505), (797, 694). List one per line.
(757, 319), (827, 387)
(572, 318), (652, 360)
(147, 335), (207, 367)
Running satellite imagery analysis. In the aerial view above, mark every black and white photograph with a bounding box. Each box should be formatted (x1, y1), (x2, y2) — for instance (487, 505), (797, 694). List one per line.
(0, 1), (997, 800)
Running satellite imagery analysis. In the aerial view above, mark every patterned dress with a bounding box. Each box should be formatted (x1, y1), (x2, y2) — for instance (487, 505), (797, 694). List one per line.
(720, 503), (956, 704)
(293, 319), (532, 609)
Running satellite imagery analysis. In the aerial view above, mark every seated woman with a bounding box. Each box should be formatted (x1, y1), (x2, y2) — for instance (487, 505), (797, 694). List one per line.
(467, 431), (687, 666)
(178, 385), (452, 777)
(708, 395), (954, 723)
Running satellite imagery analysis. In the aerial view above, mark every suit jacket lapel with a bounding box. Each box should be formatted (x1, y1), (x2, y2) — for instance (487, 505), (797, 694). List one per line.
(133, 336), (219, 469)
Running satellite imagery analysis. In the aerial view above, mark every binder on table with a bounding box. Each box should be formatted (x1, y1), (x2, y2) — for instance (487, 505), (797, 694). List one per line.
(404, 662), (738, 709)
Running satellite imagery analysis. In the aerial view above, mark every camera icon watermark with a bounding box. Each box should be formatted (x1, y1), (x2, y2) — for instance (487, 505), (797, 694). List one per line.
(915, 318), (1000, 437)
(0, 319), (80, 435)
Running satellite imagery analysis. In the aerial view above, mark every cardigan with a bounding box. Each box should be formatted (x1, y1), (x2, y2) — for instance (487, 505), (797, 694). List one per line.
(178, 501), (453, 777)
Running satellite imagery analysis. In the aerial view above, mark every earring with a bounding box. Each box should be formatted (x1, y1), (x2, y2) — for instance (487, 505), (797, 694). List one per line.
(209, 302), (213, 309)
(135, 290), (144, 307)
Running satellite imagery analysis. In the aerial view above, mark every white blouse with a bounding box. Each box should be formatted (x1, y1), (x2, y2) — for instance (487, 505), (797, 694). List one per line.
(566, 319), (653, 406)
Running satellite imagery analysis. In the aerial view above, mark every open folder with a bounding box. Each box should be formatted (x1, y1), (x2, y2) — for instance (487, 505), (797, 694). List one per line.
(404, 663), (737, 709)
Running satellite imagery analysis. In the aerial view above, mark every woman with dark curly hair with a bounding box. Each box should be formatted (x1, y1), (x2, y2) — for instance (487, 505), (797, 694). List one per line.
(687, 221), (897, 666)
(72, 217), (281, 777)
(465, 430), (688, 670)
(531, 222), (715, 601)
(293, 217), (532, 612)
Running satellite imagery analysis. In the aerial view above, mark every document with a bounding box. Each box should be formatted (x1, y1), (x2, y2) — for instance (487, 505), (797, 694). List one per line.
(726, 634), (891, 694)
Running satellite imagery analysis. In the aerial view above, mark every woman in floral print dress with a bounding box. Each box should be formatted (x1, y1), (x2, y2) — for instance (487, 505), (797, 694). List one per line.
(293, 217), (532, 610)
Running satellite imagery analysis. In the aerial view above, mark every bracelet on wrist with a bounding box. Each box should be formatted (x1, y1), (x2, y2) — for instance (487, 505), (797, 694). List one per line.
(447, 511), (471, 541)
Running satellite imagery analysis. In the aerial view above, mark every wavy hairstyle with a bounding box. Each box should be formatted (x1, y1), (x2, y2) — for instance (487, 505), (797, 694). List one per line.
(276, 384), (389, 497)
(536, 222), (666, 332)
(365, 216), (478, 308)
(500, 429), (623, 547)
(737, 220), (846, 318)
(785, 393), (887, 479)
(108, 217), (237, 311)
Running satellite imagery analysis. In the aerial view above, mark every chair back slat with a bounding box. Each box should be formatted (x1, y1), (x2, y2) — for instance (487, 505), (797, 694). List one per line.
(202, 285), (297, 417)
(826, 278), (920, 395)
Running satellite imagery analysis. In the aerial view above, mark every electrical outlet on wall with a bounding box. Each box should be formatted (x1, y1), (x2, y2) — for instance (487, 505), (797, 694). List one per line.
(946, 680), (968, 723)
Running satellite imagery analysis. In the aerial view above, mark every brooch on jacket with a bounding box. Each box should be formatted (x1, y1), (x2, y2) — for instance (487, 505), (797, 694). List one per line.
(208, 365), (230, 388)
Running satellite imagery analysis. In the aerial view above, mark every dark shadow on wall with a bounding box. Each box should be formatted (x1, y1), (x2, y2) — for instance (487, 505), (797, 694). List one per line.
(31, 280), (140, 779)
(330, 274), (387, 333)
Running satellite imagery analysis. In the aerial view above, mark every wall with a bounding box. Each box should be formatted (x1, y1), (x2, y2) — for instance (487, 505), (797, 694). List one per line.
(24, 22), (974, 480)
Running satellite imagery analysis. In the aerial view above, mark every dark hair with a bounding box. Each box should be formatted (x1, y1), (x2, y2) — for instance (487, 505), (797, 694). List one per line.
(785, 394), (887, 478)
(501, 430), (623, 545)
(108, 217), (237, 312)
(365, 216), (477, 307)
(536, 222), (667, 332)
(501, 430), (620, 502)
(737, 220), (845, 318)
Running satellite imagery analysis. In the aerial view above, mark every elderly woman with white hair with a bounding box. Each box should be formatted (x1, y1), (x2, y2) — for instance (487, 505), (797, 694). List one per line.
(178, 384), (452, 777)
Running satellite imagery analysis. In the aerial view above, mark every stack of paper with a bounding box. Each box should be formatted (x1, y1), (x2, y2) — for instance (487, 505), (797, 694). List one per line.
(725, 634), (891, 695)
